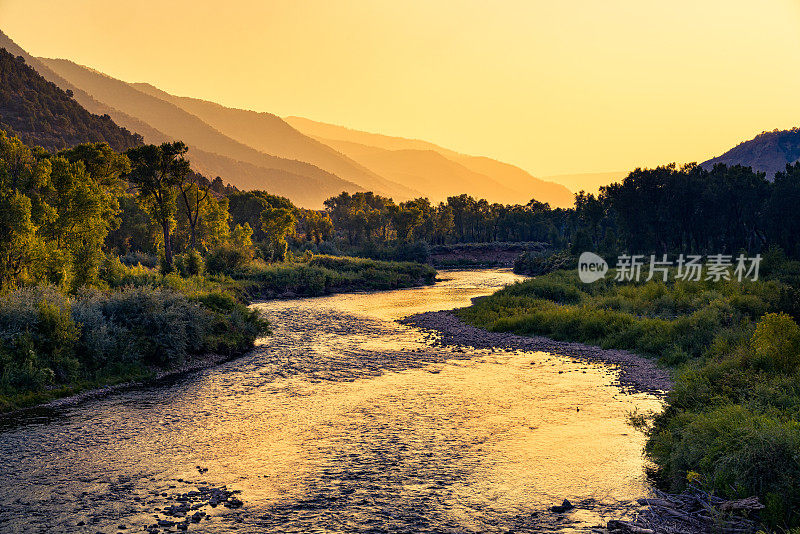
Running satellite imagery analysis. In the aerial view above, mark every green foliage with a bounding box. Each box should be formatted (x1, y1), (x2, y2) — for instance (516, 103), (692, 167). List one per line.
(206, 243), (252, 274)
(233, 255), (436, 297)
(174, 250), (205, 277)
(749, 313), (800, 373)
(514, 251), (575, 275)
(260, 205), (296, 262)
(0, 286), (79, 390)
(126, 141), (191, 270)
(0, 281), (269, 411)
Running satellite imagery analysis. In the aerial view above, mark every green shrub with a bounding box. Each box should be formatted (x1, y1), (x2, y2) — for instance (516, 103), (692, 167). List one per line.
(74, 286), (208, 367)
(175, 250), (205, 277)
(749, 312), (800, 373)
(647, 405), (800, 527)
(206, 244), (251, 274)
(0, 286), (79, 390)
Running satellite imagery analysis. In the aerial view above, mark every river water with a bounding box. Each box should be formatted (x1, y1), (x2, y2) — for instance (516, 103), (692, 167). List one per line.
(0, 269), (662, 533)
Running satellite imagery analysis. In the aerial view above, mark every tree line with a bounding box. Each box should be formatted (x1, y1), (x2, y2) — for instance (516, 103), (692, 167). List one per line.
(4, 127), (800, 292)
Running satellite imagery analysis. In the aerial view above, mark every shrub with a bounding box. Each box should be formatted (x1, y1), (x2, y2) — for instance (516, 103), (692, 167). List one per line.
(175, 250), (205, 277)
(119, 251), (158, 269)
(749, 312), (800, 373)
(206, 244), (251, 274)
(514, 251), (575, 275)
(75, 286), (208, 367)
(647, 405), (800, 527)
(0, 286), (79, 390)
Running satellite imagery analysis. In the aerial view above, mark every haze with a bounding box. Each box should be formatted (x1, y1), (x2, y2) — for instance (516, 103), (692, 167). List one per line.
(2, 0), (799, 183)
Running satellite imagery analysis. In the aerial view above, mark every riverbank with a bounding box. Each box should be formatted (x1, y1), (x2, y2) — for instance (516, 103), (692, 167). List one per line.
(402, 310), (673, 395)
(446, 262), (800, 530)
(0, 351), (247, 419)
(401, 309), (774, 534)
(232, 255), (437, 299)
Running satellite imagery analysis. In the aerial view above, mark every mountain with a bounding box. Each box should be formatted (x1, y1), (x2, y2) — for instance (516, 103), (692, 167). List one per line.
(1, 28), (572, 207)
(702, 128), (800, 179)
(313, 137), (523, 204)
(128, 83), (420, 201)
(0, 47), (140, 152)
(285, 116), (575, 207)
(35, 57), (365, 207)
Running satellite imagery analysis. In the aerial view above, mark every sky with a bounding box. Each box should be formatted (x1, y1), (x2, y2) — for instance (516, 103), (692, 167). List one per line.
(2, 0), (800, 177)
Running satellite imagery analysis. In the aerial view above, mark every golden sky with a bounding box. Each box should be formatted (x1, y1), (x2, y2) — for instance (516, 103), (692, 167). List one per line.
(2, 0), (800, 177)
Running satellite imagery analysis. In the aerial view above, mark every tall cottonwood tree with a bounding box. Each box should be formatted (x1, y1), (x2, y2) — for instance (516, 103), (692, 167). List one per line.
(126, 142), (190, 271)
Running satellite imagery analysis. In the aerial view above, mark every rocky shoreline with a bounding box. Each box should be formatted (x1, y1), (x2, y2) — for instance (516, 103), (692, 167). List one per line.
(401, 310), (674, 396)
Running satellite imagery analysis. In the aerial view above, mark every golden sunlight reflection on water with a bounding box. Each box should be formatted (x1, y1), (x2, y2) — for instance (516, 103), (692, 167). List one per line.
(0, 269), (662, 533)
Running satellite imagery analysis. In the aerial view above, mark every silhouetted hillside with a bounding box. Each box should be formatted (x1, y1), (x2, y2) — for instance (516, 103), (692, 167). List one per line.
(0, 47), (141, 152)
(285, 116), (575, 207)
(702, 128), (800, 179)
(130, 83), (420, 200)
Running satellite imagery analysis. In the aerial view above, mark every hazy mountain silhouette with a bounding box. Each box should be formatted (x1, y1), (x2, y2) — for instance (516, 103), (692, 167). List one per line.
(313, 137), (523, 204)
(0, 28), (574, 207)
(35, 57), (369, 207)
(0, 47), (141, 152)
(702, 128), (800, 179)
(285, 116), (574, 207)
(128, 83), (420, 201)
(540, 171), (626, 194)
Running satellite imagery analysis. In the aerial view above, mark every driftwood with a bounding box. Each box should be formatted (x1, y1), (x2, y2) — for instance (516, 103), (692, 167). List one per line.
(604, 489), (764, 534)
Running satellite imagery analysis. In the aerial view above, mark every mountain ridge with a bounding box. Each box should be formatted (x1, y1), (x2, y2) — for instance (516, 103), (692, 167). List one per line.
(701, 128), (800, 179)
(285, 116), (575, 207)
(36, 57), (364, 207)
(128, 82), (420, 200)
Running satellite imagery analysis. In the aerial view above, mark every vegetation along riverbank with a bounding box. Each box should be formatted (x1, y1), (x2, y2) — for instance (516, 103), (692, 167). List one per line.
(455, 249), (800, 530)
(0, 130), (435, 414)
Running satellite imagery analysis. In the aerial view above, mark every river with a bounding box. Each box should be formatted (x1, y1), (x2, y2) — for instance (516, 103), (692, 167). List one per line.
(0, 269), (662, 533)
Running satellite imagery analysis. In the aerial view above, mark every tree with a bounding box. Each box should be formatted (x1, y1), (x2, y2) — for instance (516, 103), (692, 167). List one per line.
(260, 206), (296, 262)
(126, 142), (190, 271)
(0, 131), (50, 289)
(300, 209), (333, 244)
(178, 171), (211, 251)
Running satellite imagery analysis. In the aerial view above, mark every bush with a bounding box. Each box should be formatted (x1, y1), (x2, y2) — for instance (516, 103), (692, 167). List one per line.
(234, 255), (436, 297)
(0, 286), (79, 390)
(514, 251), (576, 275)
(74, 286), (208, 367)
(119, 251), (158, 269)
(175, 250), (205, 277)
(749, 312), (800, 373)
(647, 405), (800, 527)
(206, 244), (251, 274)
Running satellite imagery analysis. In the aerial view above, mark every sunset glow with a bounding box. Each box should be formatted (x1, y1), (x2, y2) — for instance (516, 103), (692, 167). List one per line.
(3, 0), (799, 184)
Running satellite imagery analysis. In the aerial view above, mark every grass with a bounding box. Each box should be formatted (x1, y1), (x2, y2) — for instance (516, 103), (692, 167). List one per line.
(457, 262), (800, 529)
(230, 255), (437, 298)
